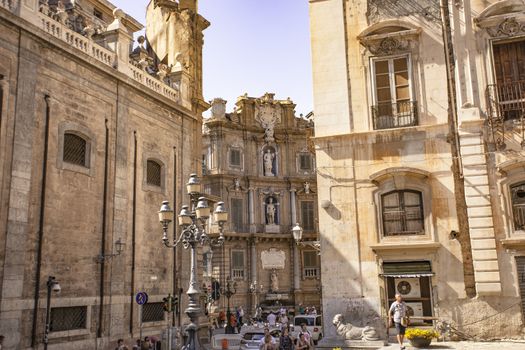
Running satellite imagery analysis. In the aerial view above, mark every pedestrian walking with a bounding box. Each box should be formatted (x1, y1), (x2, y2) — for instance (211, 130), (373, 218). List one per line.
(389, 294), (408, 350)
(132, 339), (141, 350)
(237, 306), (245, 333)
(279, 327), (293, 350)
(115, 338), (126, 350)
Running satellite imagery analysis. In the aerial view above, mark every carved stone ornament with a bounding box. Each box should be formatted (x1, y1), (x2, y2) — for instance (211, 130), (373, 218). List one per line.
(333, 314), (380, 341)
(487, 17), (525, 38)
(255, 93), (281, 143)
(261, 248), (286, 270)
(210, 98), (227, 119)
(367, 0), (440, 24)
(359, 29), (421, 56)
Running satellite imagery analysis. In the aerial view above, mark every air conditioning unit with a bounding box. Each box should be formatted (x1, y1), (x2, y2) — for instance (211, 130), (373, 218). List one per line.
(394, 278), (421, 298)
(405, 302), (424, 318)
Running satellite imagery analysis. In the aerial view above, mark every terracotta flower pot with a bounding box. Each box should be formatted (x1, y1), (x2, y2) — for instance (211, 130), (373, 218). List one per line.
(409, 336), (432, 348)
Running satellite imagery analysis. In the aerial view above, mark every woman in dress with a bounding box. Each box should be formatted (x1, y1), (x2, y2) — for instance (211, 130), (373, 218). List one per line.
(279, 327), (293, 350)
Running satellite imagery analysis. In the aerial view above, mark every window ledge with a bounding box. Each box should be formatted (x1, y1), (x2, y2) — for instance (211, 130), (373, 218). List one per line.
(370, 242), (441, 253)
(49, 328), (90, 339)
(501, 238), (525, 249)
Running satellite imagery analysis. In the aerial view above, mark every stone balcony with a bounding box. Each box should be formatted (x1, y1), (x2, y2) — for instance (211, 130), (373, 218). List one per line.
(0, 0), (189, 109)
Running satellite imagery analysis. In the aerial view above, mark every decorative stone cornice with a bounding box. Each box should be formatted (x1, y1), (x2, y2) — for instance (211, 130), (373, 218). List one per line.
(358, 28), (421, 56)
(487, 17), (525, 38)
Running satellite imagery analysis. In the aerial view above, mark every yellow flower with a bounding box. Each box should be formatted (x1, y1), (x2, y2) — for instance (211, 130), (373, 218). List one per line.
(405, 328), (439, 340)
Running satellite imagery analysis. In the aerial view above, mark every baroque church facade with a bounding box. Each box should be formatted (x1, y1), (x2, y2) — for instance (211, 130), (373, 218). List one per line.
(201, 94), (321, 316)
(0, 0), (209, 348)
(310, 0), (525, 341)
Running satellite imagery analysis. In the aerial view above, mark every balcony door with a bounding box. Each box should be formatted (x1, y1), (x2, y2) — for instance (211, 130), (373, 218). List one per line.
(492, 40), (525, 120)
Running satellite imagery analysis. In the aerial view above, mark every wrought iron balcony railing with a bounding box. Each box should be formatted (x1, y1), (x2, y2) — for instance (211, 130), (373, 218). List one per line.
(486, 81), (525, 149)
(371, 101), (418, 130)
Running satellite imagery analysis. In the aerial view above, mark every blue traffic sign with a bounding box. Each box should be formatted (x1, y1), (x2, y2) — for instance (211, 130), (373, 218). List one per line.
(136, 292), (148, 305)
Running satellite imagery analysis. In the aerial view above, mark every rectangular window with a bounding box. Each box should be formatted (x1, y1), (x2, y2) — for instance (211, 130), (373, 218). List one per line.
(50, 306), (87, 332)
(231, 250), (245, 279)
(372, 55), (417, 129)
(146, 160), (162, 187)
(511, 182), (525, 231)
(303, 250), (319, 278)
(93, 8), (103, 20)
(142, 302), (165, 323)
(231, 198), (244, 232)
(299, 154), (313, 171)
(301, 201), (315, 231)
(230, 149), (242, 167)
(381, 190), (424, 236)
(63, 133), (88, 167)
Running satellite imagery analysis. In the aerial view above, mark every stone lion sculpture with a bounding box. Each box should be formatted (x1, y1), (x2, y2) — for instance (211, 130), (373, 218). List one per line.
(333, 314), (380, 341)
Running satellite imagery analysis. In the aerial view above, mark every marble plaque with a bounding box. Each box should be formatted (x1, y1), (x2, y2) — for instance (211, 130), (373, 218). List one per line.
(261, 248), (286, 270)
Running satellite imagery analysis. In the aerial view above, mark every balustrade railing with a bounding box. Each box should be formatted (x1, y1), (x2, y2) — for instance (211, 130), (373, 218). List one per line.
(0, 0), (17, 12)
(303, 268), (319, 278)
(486, 81), (525, 149)
(371, 100), (418, 130)
(1, 5), (181, 103)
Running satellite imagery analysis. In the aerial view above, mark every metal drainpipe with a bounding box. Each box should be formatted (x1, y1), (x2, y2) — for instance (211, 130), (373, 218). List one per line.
(130, 131), (137, 335)
(172, 147), (178, 328)
(98, 118), (109, 338)
(31, 94), (52, 348)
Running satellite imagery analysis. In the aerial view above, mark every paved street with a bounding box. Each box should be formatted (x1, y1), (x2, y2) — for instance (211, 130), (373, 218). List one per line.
(380, 340), (525, 349)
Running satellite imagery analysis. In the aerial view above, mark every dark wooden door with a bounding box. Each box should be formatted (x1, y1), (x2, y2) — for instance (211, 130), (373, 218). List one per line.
(494, 40), (525, 84)
(493, 41), (525, 119)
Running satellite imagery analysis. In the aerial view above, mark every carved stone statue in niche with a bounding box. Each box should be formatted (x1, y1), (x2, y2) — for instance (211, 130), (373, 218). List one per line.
(266, 197), (277, 225)
(270, 269), (279, 292)
(263, 148), (276, 176)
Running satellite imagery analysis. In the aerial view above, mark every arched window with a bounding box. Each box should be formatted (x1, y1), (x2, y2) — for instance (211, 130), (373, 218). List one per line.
(146, 159), (162, 187)
(510, 182), (525, 231)
(63, 132), (88, 167)
(381, 190), (424, 236)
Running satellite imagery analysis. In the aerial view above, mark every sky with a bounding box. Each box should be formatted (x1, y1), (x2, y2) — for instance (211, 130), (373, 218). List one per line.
(111, 0), (313, 116)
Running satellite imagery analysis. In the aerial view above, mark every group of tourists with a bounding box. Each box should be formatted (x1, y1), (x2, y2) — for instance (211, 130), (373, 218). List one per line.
(297, 304), (317, 316)
(115, 336), (160, 350)
(259, 323), (315, 350)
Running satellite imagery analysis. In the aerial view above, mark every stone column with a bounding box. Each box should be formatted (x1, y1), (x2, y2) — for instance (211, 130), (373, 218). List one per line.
(249, 188), (255, 233)
(290, 189), (297, 224)
(102, 9), (133, 74)
(251, 239), (257, 313)
(293, 245), (301, 292)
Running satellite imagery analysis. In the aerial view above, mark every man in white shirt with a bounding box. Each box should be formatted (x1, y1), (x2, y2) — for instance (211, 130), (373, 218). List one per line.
(258, 328), (276, 349)
(389, 294), (408, 350)
(267, 312), (277, 327)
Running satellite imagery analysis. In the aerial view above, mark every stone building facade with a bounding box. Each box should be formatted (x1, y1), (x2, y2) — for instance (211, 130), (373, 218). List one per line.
(0, 0), (207, 348)
(309, 0), (525, 341)
(201, 94), (321, 317)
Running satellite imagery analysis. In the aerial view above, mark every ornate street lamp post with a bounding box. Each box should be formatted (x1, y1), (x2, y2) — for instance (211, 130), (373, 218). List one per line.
(222, 276), (237, 334)
(292, 223), (320, 252)
(159, 173), (228, 350)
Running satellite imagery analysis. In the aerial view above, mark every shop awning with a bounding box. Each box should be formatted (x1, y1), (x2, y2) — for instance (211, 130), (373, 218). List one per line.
(380, 261), (434, 278)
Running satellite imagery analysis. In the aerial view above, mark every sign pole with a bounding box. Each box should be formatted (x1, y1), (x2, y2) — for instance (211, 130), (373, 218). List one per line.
(139, 304), (143, 342)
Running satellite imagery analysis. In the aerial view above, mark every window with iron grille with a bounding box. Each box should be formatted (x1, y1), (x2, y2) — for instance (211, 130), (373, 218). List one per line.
(303, 251), (319, 278)
(511, 182), (525, 231)
(301, 201), (315, 232)
(146, 160), (162, 187)
(381, 190), (424, 236)
(142, 302), (165, 323)
(231, 250), (245, 279)
(229, 149), (242, 167)
(231, 198), (243, 232)
(50, 306), (87, 332)
(63, 133), (88, 167)
(299, 153), (313, 171)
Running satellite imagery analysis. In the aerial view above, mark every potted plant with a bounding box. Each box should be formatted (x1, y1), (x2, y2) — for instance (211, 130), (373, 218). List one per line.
(405, 328), (439, 348)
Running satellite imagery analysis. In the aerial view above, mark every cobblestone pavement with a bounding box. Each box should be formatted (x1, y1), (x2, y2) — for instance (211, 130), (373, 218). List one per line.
(380, 341), (525, 349)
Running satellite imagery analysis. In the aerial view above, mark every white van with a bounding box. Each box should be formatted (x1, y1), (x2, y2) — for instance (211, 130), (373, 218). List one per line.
(290, 315), (323, 344)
